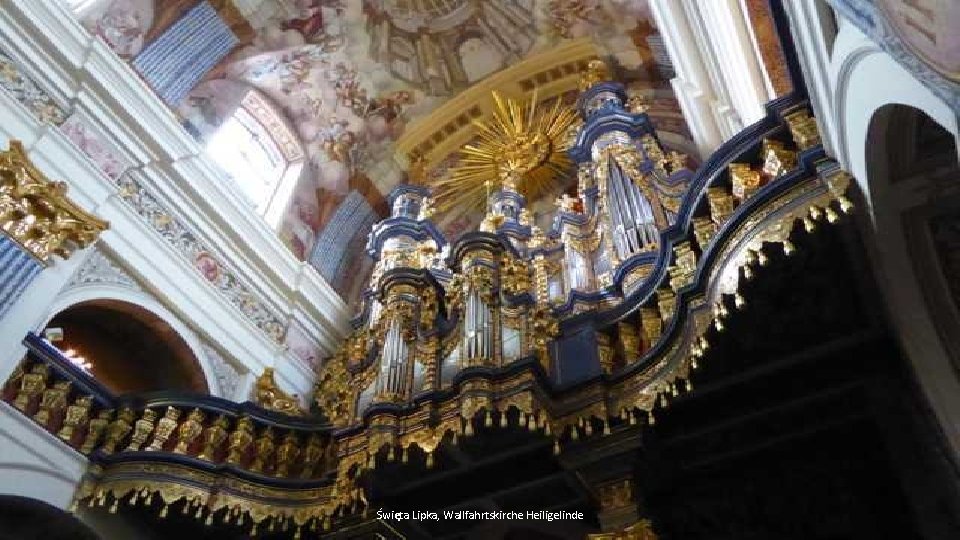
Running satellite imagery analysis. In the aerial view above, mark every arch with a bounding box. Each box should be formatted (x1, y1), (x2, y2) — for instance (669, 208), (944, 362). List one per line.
(39, 284), (218, 395)
(833, 27), (960, 458)
(831, 24), (959, 201)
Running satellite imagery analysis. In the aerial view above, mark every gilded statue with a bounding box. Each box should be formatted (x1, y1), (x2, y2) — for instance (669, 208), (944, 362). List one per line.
(253, 367), (303, 416)
(173, 408), (205, 454)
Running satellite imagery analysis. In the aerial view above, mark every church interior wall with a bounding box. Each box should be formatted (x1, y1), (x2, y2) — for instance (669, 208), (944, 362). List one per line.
(0, 402), (87, 509)
(782, 0), (960, 463)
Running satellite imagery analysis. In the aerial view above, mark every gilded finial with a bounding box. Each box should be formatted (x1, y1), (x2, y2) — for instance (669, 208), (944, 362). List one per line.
(627, 93), (650, 114)
(579, 59), (611, 91)
(408, 153), (429, 185)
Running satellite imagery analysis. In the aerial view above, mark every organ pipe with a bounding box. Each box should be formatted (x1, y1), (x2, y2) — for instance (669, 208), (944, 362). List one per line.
(377, 316), (411, 401)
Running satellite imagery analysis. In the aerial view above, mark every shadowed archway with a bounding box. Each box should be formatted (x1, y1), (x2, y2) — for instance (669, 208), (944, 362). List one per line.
(44, 300), (209, 395)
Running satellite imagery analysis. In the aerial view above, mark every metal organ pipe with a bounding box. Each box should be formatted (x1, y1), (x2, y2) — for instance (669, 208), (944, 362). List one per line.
(605, 156), (659, 257)
(463, 288), (493, 363)
(378, 317), (410, 399)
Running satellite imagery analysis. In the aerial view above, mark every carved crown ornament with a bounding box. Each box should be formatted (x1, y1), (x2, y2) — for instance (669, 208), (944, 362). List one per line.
(0, 140), (108, 262)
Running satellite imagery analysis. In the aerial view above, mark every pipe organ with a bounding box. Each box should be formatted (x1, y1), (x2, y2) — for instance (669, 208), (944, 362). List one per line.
(339, 59), (700, 413)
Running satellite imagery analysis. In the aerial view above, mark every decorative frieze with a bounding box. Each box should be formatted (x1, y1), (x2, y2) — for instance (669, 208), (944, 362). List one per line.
(115, 175), (286, 342)
(68, 249), (140, 290)
(202, 344), (241, 399)
(0, 50), (65, 125)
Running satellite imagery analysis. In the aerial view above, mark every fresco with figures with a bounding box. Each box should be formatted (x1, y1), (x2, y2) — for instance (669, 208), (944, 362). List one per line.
(74, 0), (695, 311)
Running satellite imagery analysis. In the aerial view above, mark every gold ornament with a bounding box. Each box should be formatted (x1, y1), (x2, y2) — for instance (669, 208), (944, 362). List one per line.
(125, 409), (158, 452)
(147, 407), (181, 451)
(174, 409), (205, 455)
(14, 363), (49, 412)
(198, 414), (230, 461)
(254, 368), (303, 416)
(0, 140), (108, 261)
(102, 408), (135, 454)
(433, 91), (578, 214)
(80, 409), (113, 454)
(58, 394), (92, 443)
(33, 380), (70, 428)
(226, 416), (255, 465)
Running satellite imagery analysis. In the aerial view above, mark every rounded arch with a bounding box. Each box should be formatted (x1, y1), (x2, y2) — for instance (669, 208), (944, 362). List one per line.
(40, 284), (218, 396)
(831, 25), (959, 204)
(832, 29), (960, 458)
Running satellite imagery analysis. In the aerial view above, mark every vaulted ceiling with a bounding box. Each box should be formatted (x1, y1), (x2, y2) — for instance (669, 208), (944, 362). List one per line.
(77, 0), (694, 304)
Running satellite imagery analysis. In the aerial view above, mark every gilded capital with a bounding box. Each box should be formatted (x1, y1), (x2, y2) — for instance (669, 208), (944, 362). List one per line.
(0, 140), (108, 262)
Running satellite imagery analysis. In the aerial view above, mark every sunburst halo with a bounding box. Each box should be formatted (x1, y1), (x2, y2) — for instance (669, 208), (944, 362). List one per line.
(429, 91), (579, 215)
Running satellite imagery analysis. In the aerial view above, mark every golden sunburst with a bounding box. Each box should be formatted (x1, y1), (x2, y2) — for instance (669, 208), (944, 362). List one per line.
(430, 91), (580, 215)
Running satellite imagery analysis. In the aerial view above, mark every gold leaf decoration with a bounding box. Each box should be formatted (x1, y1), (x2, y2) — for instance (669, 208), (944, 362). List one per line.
(431, 91), (579, 215)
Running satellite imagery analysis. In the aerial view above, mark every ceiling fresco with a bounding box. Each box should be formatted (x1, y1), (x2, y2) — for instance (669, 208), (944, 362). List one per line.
(77, 0), (694, 306)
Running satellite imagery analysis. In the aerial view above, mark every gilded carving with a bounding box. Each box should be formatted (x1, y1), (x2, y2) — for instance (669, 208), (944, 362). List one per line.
(729, 163), (763, 201)
(147, 407), (180, 451)
(249, 427), (276, 474)
(597, 332), (614, 374)
(33, 380), (70, 429)
(0, 141), (108, 261)
(761, 139), (797, 178)
(14, 362), (49, 412)
(707, 186), (735, 225)
(198, 414), (230, 461)
(668, 241), (697, 292)
(174, 409), (205, 455)
(254, 368), (302, 416)
(81, 409), (113, 454)
(784, 108), (821, 150)
(58, 394), (92, 443)
(102, 408), (136, 454)
(579, 58), (611, 90)
(275, 432), (301, 478)
(226, 416), (255, 466)
(125, 409), (158, 452)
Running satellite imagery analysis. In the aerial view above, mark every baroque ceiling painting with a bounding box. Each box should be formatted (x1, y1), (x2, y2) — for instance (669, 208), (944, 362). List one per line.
(79, 0), (695, 308)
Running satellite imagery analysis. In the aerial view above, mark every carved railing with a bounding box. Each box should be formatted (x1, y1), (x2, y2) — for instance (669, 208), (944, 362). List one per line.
(1, 334), (344, 533)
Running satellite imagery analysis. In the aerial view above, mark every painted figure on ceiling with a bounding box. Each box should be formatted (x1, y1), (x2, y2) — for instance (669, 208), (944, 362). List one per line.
(81, 0), (154, 57)
(364, 90), (412, 142)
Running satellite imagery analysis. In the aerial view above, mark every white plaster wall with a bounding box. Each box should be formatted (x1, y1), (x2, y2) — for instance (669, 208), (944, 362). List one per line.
(650, 0), (774, 158)
(0, 402), (86, 510)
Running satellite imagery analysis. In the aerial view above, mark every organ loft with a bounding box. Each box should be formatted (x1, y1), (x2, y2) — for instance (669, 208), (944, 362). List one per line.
(0, 1), (958, 539)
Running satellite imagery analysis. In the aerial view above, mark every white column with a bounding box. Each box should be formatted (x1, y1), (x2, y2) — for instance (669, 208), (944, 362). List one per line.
(695, 0), (773, 129)
(649, 0), (727, 158)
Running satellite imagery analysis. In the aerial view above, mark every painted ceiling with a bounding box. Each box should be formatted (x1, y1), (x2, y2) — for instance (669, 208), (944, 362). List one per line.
(77, 0), (695, 306)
